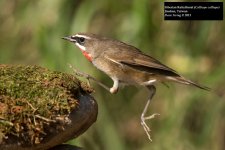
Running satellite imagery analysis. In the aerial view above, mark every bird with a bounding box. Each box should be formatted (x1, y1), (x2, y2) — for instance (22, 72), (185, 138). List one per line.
(62, 33), (210, 141)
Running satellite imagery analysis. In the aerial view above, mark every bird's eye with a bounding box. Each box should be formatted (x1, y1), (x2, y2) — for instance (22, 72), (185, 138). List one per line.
(78, 37), (85, 45)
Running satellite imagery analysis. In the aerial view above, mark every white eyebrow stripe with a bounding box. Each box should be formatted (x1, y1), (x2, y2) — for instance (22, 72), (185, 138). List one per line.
(75, 34), (91, 39)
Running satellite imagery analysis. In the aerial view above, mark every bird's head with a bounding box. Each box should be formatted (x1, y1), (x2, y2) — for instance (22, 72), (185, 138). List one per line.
(62, 33), (106, 62)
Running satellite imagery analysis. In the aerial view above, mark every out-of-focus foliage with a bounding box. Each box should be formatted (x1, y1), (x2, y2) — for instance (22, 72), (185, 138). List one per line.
(0, 65), (79, 145)
(0, 0), (224, 150)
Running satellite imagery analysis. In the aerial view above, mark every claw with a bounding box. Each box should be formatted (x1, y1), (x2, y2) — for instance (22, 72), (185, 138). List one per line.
(141, 113), (160, 142)
(140, 85), (157, 141)
(144, 113), (160, 120)
(141, 120), (152, 141)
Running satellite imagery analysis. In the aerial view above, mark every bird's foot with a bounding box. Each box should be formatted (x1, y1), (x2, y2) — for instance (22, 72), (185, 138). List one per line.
(141, 113), (160, 141)
(144, 113), (160, 120)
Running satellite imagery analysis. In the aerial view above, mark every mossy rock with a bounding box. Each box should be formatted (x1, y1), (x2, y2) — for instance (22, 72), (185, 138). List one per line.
(0, 65), (97, 150)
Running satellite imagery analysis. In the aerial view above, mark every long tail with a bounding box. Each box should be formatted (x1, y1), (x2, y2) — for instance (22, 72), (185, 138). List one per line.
(167, 76), (211, 91)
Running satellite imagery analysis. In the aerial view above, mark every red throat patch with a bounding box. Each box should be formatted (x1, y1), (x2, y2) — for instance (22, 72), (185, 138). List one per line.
(82, 51), (92, 62)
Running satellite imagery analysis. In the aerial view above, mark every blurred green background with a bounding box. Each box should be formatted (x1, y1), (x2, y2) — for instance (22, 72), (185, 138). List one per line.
(0, 0), (224, 150)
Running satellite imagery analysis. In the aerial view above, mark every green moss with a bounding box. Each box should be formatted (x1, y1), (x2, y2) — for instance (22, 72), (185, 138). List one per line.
(0, 65), (92, 145)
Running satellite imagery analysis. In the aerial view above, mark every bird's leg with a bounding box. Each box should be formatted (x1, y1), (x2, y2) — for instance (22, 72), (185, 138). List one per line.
(141, 85), (160, 141)
(110, 78), (119, 94)
(69, 64), (111, 92)
(69, 64), (119, 94)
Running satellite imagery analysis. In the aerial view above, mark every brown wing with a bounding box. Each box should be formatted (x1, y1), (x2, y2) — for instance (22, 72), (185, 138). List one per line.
(102, 45), (180, 77)
(102, 45), (210, 91)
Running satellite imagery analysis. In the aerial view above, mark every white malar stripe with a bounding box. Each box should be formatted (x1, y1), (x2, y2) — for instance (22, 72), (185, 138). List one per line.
(75, 34), (91, 39)
(75, 43), (86, 51)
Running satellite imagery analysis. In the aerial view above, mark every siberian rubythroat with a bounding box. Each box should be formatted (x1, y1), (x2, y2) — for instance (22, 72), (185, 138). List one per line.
(62, 33), (210, 141)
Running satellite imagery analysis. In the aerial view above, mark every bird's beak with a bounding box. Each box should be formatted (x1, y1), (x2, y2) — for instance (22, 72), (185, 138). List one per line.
(61, 36), (77, 43)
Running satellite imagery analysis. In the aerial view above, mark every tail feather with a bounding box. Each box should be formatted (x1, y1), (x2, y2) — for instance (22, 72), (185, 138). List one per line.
(185, 79), (211, 91)
(166, 76), (211, 91)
